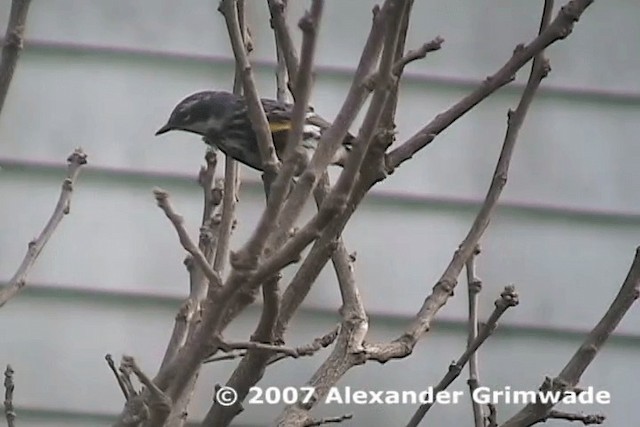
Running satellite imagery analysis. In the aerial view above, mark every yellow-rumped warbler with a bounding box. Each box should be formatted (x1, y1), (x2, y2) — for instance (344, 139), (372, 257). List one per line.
(155, 91), (353, 172)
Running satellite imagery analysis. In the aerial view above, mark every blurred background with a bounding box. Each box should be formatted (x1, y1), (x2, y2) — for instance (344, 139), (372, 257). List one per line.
(0, 1), (639, 425)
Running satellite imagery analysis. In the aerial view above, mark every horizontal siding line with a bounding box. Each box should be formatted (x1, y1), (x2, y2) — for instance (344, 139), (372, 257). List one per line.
(5, 406), (207, 427)
(13, 38), (640, 106)
(3, 157), (640, 225)
(6, 282), (640, 345)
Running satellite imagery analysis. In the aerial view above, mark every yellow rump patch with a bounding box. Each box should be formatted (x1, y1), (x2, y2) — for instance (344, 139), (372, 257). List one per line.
(269, 121), (292, 133)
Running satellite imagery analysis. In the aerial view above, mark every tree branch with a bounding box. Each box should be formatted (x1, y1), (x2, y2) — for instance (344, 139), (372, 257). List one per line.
(0, 148), (87, 308)
(219, 0), (280, 195)
(541, 410), (605, 425)
(366, 2), (553, 362)
(386, 0), (594, 171)
(465, 246), (485, 427)
(267, 0), (299, 86)
(0, 0), (32, 117)
(3, 365), (16, 427)
(406, 286), (519, 426)
(499, 247), (640, 427)
(153, 189), (223, 292)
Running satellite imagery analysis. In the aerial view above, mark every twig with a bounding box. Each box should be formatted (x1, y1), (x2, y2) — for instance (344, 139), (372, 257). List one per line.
(267, 0), (299, 85)
(466, 245), (484, 427)
(362, 36), (444, 89)
(391, 37), (444, 76)
(304, 413), (353, 426)
(213, 0), (244, 275)
(499, 247), (640, 426)
(219, 0), (280, 194)
(204, 351), (247, 364)
(366, 3), (552, 363)
(106, 354), (131, 400)
(262, 0), (326, 251)
(406, 286), (519, 426)
(0, 149), (87, 308)
(267, 326), (340, 365)
(121, 356), (172, 427)
(487, 404), (498, 427)
(274, 23), (288, 103)
(542, 410), (605, 425)
(386, 0), (593, 171)
(0, 0), (32, 117)
(4, 365), (16, 427)
(153, 188), (223, 291)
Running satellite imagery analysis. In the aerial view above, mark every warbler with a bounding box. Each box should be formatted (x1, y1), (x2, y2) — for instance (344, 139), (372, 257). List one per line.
(155, 91), (353, 172)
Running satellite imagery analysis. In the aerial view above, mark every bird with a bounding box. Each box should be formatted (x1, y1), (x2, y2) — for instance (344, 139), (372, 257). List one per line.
(155, 91), (354, 173)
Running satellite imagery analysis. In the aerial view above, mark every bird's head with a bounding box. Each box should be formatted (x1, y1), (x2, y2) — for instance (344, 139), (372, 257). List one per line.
(155, 91), (236, 137)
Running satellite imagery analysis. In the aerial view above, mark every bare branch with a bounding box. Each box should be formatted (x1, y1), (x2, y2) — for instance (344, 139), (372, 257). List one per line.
(386, 0), (594, 171)
(542, 410), (605, 425)
(213, 0), (245, 275)
(406, 286), (519, 426)
(0, 0), (32, 116)
(366, 5), (552, 362)
(0, 148), (87, 308)
(219, 0), (280, 194)
(465, 245), (484, 427)
(4, 365), (16, 427)
(203, 326), (338, 365)
(153, 188), (223, 292)
(499, 247), (640, 426)
(268, 0), (299, 85)
(106, 354), (132, 400)
(121, 356), (172, 427)
(274, 20), (289, 103)
(304, 413), (353, 426)
(267, 326), (339, 365)
(391, 37), (444, 76)
(262, 0), (326, 252)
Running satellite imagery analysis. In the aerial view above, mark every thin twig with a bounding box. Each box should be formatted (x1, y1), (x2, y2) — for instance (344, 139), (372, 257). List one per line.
(386, 0), (593, 171)
(213, 0), (245, 274)
(0, 0), (32, 117)
(391, 38), (444, 75)
(0, 148), (87, 308)
(466, 245), (485, 427)
(219, 0), (280, 197)
(267, 326), (340, 365)
(4, 365), (16, 427)
(406, 286), (519, 426)
(267, 0), (299, 86)
(106, 354), (131, 400)
(262, 0), (326, 252)
(153, 188), (223, 291)
(304, 413), (353, 426)
(499, 247), (640, 426)
(542, 410), (605, 425)
(121, 356), (172, 427)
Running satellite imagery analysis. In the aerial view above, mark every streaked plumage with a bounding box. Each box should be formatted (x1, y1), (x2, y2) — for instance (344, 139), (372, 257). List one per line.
(155, 91), (353, 172)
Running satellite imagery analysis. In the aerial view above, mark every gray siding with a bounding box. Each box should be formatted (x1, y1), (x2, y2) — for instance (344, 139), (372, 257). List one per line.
(1, 1), (639, 426)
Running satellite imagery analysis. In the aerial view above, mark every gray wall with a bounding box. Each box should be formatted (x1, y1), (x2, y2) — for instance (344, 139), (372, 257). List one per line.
(1, 1), (639, 426)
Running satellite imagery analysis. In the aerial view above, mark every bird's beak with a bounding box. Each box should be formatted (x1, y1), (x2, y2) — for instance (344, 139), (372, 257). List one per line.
(155, 123), (173, 136)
